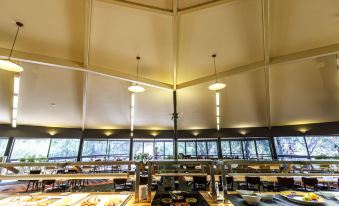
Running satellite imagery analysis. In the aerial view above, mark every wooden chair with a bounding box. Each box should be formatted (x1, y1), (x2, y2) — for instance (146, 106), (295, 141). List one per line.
(244, 176), (261, 191)
(277, 177), (295, 191)
(218, 176), (234, 191)
(113, 178), (131, 191)
(193, 176), (208, 191)
(26, 170), (41, 192)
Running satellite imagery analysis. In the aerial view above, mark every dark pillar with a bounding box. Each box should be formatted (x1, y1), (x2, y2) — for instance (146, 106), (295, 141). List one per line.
(269, 137), (278, 160)
(217, 137), (222, 159)
(4, 137), (14, 162)
(173, 91), (178, 159)
(129, 138), (134, 160)
(77, 133), (84, 162)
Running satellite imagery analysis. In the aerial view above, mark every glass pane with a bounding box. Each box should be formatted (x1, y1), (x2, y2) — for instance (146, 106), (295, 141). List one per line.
(306, 136), (339, 158)
(197, 142), (207, 156)
(221, 141), (231, 156)
(274, 136), (308, 157)
(0, 138), (8, 156)
(108, 140), (130, 160)
(178, 142), (185, 155)
(256, 140), (271, 159)
(230, 141), (243, 158)
(207, 141), (218, 156)
(82, 140), (107, 157)
(243, 140), (256, 159)
(186, 142), (196, 156)
(133, 142), (143, 158)
(144, 142), (154, 156)
(154, 142), (164, 156)
(48, 139), (80, 159)
(11, 138), (50, 160)
(164, 142), (173, 156)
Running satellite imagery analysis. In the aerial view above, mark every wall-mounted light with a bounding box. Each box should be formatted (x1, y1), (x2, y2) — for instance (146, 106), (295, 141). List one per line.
(47, 130), (57, 136)
(192, 131), (199, 136)
(12, 74), (21, 128)
(151, 131), (158, 137)
(240, 130), (247, 136)
(104, 131), (113, 137)
(299, 128), (308, 134)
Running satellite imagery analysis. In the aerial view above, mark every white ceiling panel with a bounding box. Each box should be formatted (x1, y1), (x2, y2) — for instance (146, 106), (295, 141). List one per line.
(270, 55), (339, 125)
(0, 0), (85, 62)
(271, 0), (339, 57)
(90, 1), (174, 84)
(178, 0), (264, 83)
(17, 63), (83, 127)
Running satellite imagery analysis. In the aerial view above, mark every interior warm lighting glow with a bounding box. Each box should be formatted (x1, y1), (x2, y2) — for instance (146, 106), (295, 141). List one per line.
(128, 84), (145, 93)
(299, 128), (308, 134)
(151, 131), (158, 137)
(47, 130), (57, 136)
(12, 119), (17, 128)
(216, 92), (220, 131)
(12, 75), (20, 128)
(130, 93), (135, 134)
(209, 82), (226, 91)
(0, 60), (24, 72)
(192, 131), (199, 136)
(104, 131), (113, 136)
(240, 130), (247, 135)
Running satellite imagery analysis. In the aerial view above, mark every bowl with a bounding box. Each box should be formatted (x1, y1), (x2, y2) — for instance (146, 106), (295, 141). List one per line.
(256, 193), (275, 201)
(241, 195), (261, 205)
(237, 190), (254, 196)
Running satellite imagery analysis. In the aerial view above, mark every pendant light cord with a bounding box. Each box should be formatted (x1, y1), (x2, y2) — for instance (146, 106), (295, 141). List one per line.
(136, 56), (140, 81)
(212, 54), (217, 82)
(9, 25), (21, 59)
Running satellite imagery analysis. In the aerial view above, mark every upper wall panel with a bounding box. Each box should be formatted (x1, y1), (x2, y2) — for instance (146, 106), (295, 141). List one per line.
(0, 0), (85, 62)
(90, 1), (174, 84)
(178, 0), (264, 84)
(271, 0), (339, 57)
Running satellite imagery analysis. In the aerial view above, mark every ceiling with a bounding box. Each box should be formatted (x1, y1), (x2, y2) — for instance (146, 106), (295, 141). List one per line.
(0, 0), (339, 130)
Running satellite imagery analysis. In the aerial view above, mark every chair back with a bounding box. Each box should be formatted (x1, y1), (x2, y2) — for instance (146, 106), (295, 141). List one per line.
(67, 169), (78, 174)
(193, 176), (207, 184)
(114, 178), (127, 185)
(29, 170), (41, 175)
(42, 180), (55, 185)
(302, 177), (318, 186)
(218, 176), (234, 184)
(140, 176), (148, 185)
(245, 176), (261, 185)
(277, 177), (294, 189)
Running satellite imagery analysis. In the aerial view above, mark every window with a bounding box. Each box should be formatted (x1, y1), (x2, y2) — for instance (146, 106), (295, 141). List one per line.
(48, 139), (80, 162)
(10, 138), (50, 161)
(256, 139), (272, 159)
(133, 140), (154, 159)
(107, 140), (130, 160)
(221, 138), (272, 159)
(305, 136), (339, 159)
(154, 140), (173, 159)
(274, 136), (308, 159)
(82, 140), (108, 160)
(0, 138), (8, 156)
(177, 140), (218, 158)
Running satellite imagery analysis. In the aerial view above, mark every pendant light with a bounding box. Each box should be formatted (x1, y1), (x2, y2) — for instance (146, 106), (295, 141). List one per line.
(0, 22), (24, 72)
(208, 54), (226, 91)
(128, 56), (145, 93)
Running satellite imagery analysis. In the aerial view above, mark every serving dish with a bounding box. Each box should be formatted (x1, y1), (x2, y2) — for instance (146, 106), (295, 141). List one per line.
(280, 191), (325, 205)
(241, 195), (261, 205)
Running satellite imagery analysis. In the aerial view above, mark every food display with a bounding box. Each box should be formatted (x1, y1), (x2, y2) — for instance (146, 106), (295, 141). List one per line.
(75, 194), (131, 206)
(185, 198), (197, 204)
(280, 191), (325, 205)
(152, 191), (209, 206)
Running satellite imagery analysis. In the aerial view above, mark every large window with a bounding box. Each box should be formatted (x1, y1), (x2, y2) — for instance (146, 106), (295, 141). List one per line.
(305, 136), (339, 159)
(48, 139), (80, 162)
(10, 138), (51, 161)
(0, 138), (8, 157)
(221, 138), (272, 159)
(154, 140), (173, 159)
(274, 136), (308, 159)
(133, 140), (154, 159)
(177, 139), (218, 158)
(82, 139), (130, 161)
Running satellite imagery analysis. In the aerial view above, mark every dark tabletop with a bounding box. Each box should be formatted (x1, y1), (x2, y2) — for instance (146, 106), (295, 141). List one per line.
(151, 191), (209, 206)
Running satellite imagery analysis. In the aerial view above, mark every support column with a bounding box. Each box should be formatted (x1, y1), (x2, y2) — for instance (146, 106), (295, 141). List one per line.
(129, 138), (134, 160)
(269, 137), (278, 160)
(77, 136), (84, 162)
(217, 137), (222, 159)
(173, 91), (178, 159)
(4, 137), (14, 162)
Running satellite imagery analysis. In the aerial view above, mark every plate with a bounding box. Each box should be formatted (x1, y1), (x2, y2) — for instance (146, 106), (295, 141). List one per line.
(280, 191), (325, 205)
(185, 198), (197, 204)
(162, 198), (173, 204)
